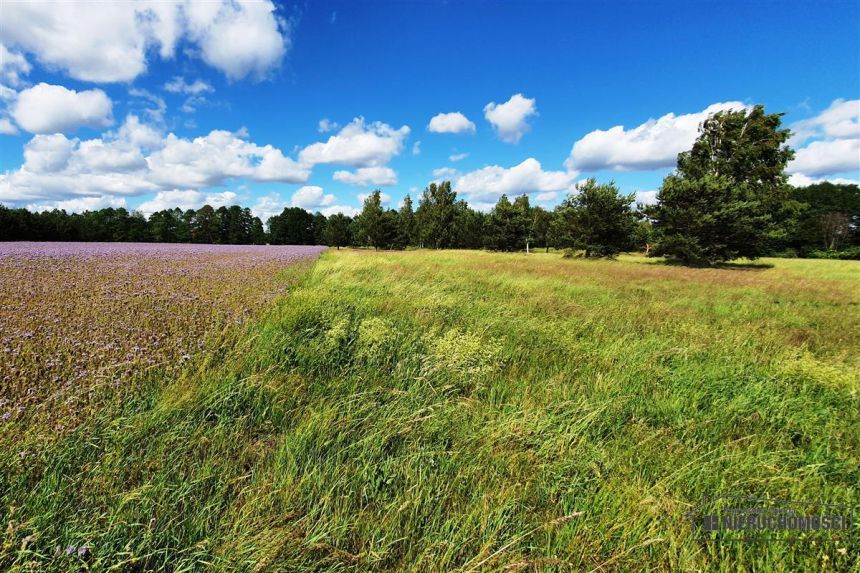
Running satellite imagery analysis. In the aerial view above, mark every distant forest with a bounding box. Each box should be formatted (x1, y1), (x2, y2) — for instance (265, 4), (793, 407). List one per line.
(1, 180), (857, 260)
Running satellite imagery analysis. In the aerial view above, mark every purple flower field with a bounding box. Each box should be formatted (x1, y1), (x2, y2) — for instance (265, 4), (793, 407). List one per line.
(0, 242), (325, 433)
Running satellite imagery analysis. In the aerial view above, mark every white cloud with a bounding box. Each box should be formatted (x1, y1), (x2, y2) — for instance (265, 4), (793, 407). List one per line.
(318, 118), (339, 133)
(788, 139), (860, 177)
(164, 76), (213, 95)
(333, 166), (397, 186)
(566, 101), (749, 172)
(116, 114), (163, 150)
(128, 88), (167, 124)
(0, 118), (18, 135)
(299, 117), (410, 167)
(27, 194), (127, 214)
(535, 191), (558, 202)
(136, 189), (237, 216)
(454, 158), (574, 203)
(412, 141), (421, 155)
(788, 173), (860, 187)
(13, 83), (113, 134)
(252, 192), (285, 222)
(147, 130), (309, 188)
(0, 1), (287, 83)
(786, 99), (859, 178)
(484, 94), (537, 144)
(0, 115), (308, 204)
(358, 191), (391, 205)
(291, 185), (336, 210)
(23, 134), (77, 172)
(427, 112), (476, 134)
(789, 99), (859, 145)
(179, 95), (207, 114)
(635, 190), (659, 205)
(432, 167), (460, 180)
(0, 44), (30, 87)
(449, 152), (469, 162)
(320, 204), (359, 217)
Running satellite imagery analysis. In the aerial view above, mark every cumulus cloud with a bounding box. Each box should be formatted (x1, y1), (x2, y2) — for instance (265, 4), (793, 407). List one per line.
(0, 115), (309, 204)
(427, 112), (476, 134)
(251, 192), (285, 222)
(788, 173), (860, 187)
(454, 158), (574, 203)
(128, 88), (167, 124)
(320, 204), (359, 217)
(0, 118), (18, 135)
(449, 152), (469, 162)
(318, 118), (339, 133)
(333, 166), (397, 186)
(789, 99), (859, 145)
(788, 138), (860, 177)
(291, 185), (336, 209)
(164, 76), (213, 95)
(484, 94), (537, 144)
(13, 83), (113, 134)
(136, 189), (237, 216)
(0, 44), (30, 87)
(147, 130), (309, 188)
(0, 1), (288, 82)
(535, 191), (557, 202)
(358, 191), (391, 205)
(634, 190), (659, 205)
(412, 141), (421, 155)
(299, 117), (410, 167)
(787, 99), (859, 178)
(565, 101), (749, 172)
(27, 194), (127, 214)
(432, 167), (460, 180)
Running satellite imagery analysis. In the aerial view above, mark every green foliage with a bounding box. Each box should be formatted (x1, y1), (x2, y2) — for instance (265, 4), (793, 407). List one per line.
(354, 190), (402, 249)
(553, 179), (639, 257)
(785, 182), (860, 254)
(414, 181), (458, 248)
(652, 105), (794, 265)
(324, 212), (353, 249)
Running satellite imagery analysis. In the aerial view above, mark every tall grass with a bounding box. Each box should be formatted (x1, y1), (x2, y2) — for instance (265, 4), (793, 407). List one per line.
(2, 250), (858, 571)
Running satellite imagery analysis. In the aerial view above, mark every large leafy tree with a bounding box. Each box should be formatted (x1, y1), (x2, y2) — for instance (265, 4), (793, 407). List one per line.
(652, 105), (794, 265)
(415, 181), (458, 248)
(555, 179), (639, 257)
(354, 190), (392, 249)
(325, 213), (353, 249)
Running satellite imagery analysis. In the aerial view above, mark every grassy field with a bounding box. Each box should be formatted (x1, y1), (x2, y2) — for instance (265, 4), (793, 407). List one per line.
(2, 249), (858, 571)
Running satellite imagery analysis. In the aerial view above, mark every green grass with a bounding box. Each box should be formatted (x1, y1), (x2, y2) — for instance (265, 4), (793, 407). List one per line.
(2, 250), (858, 571)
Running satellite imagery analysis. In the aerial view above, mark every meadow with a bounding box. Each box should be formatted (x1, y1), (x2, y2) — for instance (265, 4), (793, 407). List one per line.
(1, 247), (858, 571)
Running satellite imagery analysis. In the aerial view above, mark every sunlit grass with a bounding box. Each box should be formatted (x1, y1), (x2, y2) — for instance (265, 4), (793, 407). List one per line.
(2, 249), (858, 571)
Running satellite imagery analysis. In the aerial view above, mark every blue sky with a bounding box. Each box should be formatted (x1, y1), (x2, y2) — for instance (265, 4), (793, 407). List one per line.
(1, 0), (858, 220)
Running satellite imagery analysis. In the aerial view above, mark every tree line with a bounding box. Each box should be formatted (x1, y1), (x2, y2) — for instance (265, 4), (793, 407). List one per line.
(2, 106), (858, 262)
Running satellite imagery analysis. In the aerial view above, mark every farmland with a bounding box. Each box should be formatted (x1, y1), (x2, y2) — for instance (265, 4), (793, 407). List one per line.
(2, 248), (859, 571)
(0, 243), (325, 437)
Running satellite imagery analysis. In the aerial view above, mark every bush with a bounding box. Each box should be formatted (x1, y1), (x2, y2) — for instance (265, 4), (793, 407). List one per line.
(806, 246), (860, 260)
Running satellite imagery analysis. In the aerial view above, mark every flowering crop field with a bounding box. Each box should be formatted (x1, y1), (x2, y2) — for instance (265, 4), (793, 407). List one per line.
(0, 242), (324, 434)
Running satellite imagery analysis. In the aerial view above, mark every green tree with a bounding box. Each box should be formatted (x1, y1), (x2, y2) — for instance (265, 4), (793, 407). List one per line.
(398, 194), (416, 246)
(485, 195), (522, 251)
(354, 190), (388, 249)
(556, 179), (638, 258)
(652, 105), (794, 264)
(324, 213), (353, 249)
(415, 181), (458, 248)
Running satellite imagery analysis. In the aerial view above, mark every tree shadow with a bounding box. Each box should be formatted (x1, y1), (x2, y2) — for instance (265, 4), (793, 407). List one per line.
(655, 258), (774, 271)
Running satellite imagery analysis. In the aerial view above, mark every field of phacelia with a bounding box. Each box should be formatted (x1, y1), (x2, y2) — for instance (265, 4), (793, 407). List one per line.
(0, 242), (324, 435)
